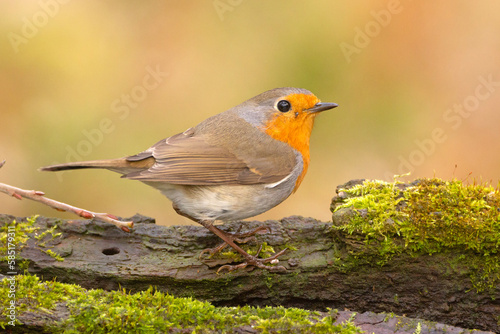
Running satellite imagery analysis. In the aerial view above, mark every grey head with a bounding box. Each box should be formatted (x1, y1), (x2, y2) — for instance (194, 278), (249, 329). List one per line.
(231, 87), (316, 127)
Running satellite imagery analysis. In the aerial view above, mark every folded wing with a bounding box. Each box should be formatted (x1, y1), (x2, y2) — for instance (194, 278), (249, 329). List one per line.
(123, 129), (295, 185)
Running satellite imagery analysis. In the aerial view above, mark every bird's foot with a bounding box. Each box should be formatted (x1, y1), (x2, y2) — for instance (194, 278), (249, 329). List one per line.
(216, 245), (288, 273)
(199, 225), (270, 259)
(196, 220), (287, 273)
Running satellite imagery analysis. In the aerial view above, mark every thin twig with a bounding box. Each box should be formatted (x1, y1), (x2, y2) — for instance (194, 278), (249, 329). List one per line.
(0, 160), (133, 232)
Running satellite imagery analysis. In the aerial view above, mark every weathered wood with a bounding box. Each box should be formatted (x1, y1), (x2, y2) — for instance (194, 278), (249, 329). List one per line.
(0, 213), (498, 332)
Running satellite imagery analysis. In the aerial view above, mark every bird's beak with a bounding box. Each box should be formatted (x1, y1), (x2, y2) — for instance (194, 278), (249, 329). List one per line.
(306, 102), (338, 113)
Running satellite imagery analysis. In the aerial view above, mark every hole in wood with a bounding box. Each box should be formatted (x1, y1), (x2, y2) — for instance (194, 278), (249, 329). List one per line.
(102, 247), (120, 256)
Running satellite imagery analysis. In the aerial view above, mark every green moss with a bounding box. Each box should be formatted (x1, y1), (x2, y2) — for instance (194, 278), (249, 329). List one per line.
(332, 177), (500, 292)
(0, 216), (65, 263)
(414, 322), (422, 334)
(0, 274), (85, 328)
(42, 249), (65, 262)
(383, 312), (397, 322)
(0, 274), (362, 333)
(0, 216), (38, 262)
(334, 179), (408, 239)
(247, 242), (276, 258)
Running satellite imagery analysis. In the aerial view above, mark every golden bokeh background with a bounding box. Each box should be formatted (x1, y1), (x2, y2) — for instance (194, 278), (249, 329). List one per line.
(1, 1), (499, 226)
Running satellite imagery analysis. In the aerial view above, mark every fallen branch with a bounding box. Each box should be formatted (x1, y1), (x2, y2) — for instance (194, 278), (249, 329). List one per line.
(0, 213), (497, 333)
(0, 160), (133, 232)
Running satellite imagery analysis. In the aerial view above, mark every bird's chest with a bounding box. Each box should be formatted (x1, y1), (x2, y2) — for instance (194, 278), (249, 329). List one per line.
(264, 114), (314, 191)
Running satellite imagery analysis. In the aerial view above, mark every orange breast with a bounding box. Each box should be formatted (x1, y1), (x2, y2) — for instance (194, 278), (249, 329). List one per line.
(264, 94), (319, 192)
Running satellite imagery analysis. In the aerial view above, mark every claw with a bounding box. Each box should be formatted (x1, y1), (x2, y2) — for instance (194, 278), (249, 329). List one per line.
(199, 242), (229, 259)
(216, 258), (287, 273)
(217, 262), (249, 273)
(216, 248), (289, 274)
(261, 248), (288, 263)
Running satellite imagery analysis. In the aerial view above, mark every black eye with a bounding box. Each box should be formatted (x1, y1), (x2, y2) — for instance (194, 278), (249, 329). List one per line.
(276, 100), (291, 112)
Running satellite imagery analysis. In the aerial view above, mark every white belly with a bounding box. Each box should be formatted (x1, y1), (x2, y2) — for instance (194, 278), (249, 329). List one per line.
(145, 181), (295, 221)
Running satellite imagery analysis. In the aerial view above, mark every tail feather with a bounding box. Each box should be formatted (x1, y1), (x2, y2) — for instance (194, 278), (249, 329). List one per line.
(39, 157), (154, 174)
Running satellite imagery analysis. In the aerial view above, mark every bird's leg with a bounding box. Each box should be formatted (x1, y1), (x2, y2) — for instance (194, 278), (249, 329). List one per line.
(197, 219), (287, 273)
(172, 203), (270, 258)
(198, 225), (270, 258)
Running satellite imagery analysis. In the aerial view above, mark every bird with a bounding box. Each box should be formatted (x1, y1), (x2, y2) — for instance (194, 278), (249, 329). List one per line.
(40, 87), (338, 272)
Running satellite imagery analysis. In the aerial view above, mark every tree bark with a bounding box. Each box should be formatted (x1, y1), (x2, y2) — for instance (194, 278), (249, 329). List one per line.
(0, 213), (498, 333)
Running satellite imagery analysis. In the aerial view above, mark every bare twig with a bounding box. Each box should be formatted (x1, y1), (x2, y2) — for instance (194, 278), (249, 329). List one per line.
(0, 161), (133, 232)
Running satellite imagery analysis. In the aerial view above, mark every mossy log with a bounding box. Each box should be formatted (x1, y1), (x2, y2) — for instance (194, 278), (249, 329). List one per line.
(2, 274), (493, 334)
(0, 211), (497, 332)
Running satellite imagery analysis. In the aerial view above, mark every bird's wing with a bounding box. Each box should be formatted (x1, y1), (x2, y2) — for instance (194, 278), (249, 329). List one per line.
(123, 129), (295, 185)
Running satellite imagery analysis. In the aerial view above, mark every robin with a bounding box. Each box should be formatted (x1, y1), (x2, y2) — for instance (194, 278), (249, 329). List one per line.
(40, 87), (338, 272)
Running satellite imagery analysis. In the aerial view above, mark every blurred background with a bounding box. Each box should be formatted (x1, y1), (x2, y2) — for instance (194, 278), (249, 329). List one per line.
(1, 1), (499, 226)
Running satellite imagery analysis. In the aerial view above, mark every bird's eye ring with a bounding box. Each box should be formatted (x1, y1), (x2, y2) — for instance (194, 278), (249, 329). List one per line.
(276, 100), (291, 112)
